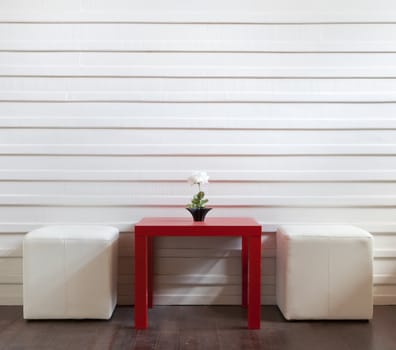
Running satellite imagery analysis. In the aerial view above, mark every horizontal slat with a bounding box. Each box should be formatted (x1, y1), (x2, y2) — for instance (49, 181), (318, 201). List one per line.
(1, 222), (396, 235)
(119, 284), (276, 297)
(152, 274), (276, 285)
(373, 295), (396, 305)
(4, 67), (396, 78)
(374, 259), (396, 275)
(4, 72), (396, 82)
(1, 194), (396, 207)
(118, 275), (276, 286)
(120, 258), (276, 279)
(2, 102), (396, 119)
(1, 208), (396, 226)
(1, 52), (392, 76)
(2, 117), (396, 130)
(2, 23), (396, 52)
(149, 248), (275, 258)
(3, 13), (396, 24)
(0, 7), (396, 23)
(1, 144), (396, 156)
(3, 51), (396, 78)
(4, 92), (396, 102)
(2, 170), (396, 182)
(8, 77), (396, 91)
(118, 283), (285, 293)
(118, 273), (275, 286)
(1, 0), (396, 23)
(374, 285), (396, 296)
(5, 181), (396, 198)
(118, 256), (277, 275)
(0, 91), (396, 103)
(0, 77), (396, 102)
(0, 285), (22, 305)
(2, 156), (396, 175)
(374, 249), (396, 258)
(3, 129), (396, 145)
(372, 236), (396, 255)
(0, 234), (22, 257)
(148, 257), (275, 276)
(374, 274), (396, 284)
(117, 294), (277, 306)
(0, 258), (22, 284)
(2, 42), (385, 54)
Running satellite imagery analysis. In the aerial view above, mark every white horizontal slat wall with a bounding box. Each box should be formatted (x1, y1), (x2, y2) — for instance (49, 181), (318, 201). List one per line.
(1, 0), (396, 305)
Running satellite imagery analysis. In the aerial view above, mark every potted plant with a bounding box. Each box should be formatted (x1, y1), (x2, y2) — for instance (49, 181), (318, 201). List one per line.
(186, 171), (212, 222)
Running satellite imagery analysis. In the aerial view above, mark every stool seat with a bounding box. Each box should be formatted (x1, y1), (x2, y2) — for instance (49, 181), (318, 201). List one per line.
(276, 225), (373, 320)
(23, 225), (119, 319)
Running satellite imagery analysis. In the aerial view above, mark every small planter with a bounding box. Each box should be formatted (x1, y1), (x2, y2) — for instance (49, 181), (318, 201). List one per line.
(186, 207), (212, 222)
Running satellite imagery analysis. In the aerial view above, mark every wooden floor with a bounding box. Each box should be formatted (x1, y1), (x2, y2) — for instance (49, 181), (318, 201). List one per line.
(0, 305), (395, 350)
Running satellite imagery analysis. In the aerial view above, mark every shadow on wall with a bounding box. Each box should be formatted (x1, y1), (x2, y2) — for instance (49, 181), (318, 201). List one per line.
(118, 233), (276, 305)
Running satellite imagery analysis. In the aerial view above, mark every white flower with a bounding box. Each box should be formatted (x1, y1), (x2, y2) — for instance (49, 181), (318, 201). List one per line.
(187, 172), (210, 209)
(187, 171), (210, 186)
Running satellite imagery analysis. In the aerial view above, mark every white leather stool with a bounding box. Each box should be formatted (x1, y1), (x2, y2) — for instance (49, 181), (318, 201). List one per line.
(23, 225), (119, 319)
(276, 225), (373, 320)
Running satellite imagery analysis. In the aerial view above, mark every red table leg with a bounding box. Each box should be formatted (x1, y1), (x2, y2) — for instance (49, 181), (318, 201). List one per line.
(248, 233), (261, 329)
(148, 236), (153, 308)
(242, 235), (248, 308)
(135, 234), (148, 329)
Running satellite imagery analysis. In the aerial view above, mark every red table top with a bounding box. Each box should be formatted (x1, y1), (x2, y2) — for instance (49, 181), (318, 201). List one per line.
(135, 217), (261, 237)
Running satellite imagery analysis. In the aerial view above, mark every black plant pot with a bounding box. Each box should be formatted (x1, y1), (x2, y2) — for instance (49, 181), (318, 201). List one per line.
(186, 207), (212, 222)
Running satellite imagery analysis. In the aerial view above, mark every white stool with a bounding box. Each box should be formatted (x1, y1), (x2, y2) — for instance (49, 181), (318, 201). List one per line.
(23, 225), (119, 319)
(276, 225), (373, 320)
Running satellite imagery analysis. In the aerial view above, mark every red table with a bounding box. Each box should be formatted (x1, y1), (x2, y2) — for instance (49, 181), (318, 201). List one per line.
(134, 217), (262, 329)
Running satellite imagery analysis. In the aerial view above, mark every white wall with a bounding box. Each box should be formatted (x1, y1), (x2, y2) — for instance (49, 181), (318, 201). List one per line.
(1, 0), (396, 305)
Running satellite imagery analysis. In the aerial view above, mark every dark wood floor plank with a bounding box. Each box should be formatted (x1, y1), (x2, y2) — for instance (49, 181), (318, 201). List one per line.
(179, 329), (219, 350)
(0, 306), (395, 350)
(155, 331), (180, 350)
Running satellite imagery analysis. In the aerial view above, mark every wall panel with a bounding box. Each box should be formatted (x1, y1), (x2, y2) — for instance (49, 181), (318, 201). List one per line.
(1, 0), (396, 305)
